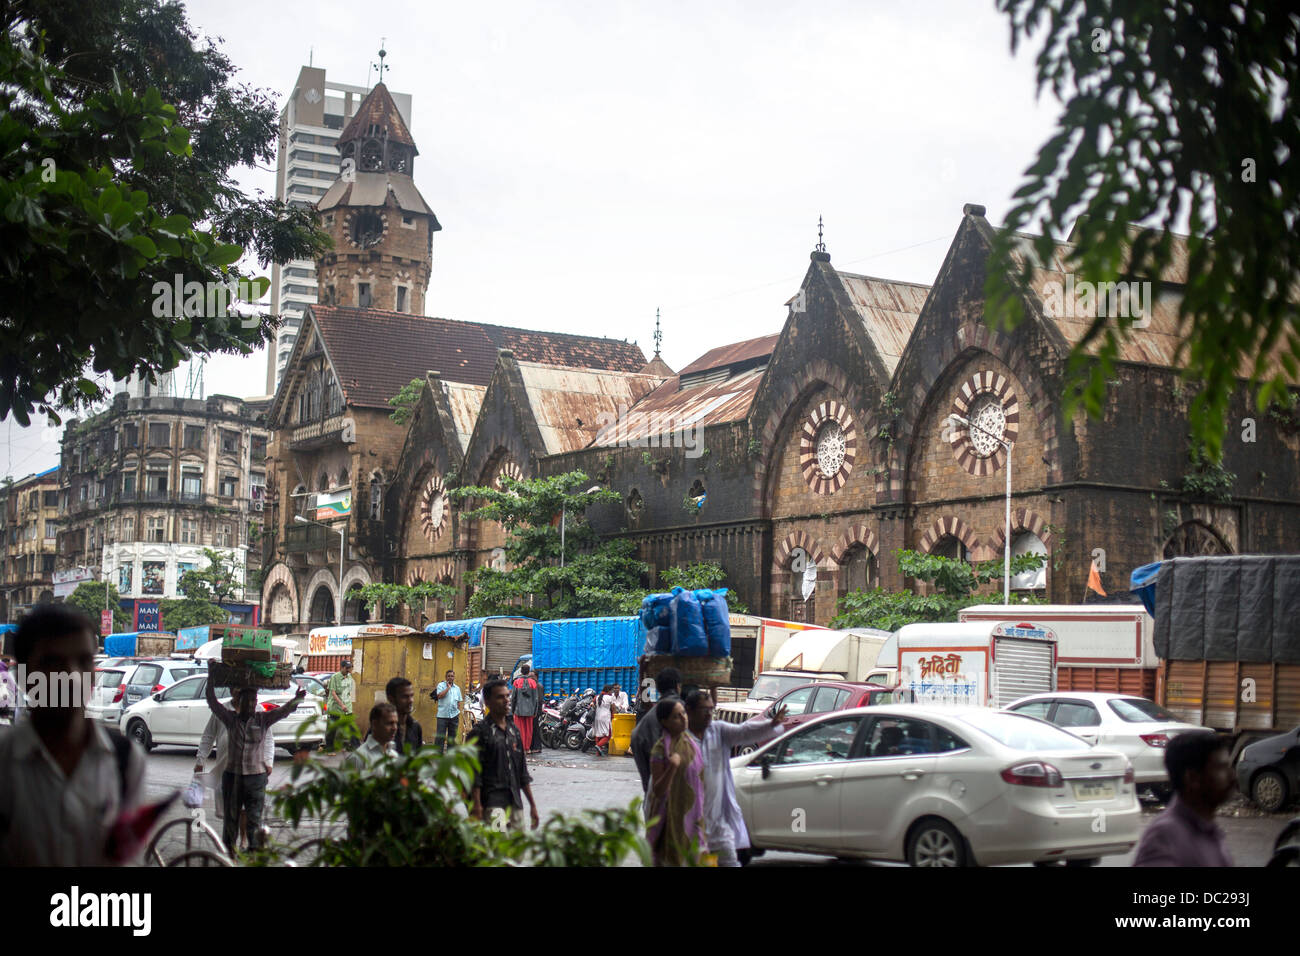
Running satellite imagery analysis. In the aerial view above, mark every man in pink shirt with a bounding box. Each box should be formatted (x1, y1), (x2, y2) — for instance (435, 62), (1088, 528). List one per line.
(1134, 731), (1235, 867)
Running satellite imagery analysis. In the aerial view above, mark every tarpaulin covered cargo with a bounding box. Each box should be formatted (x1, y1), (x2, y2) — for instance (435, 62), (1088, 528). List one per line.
(1142, 555), (1300, 663)
(104, 632), (141, 657)
(424, 617), (528, 647)
(531, 616), (641, 670)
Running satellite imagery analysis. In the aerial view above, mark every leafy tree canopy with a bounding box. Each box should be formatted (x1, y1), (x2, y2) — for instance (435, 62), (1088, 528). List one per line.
(66, 581), (130, 633)
(387, 378), (424, 426)
(159, 547), (241, 629)
(987, 1), (1300, 460)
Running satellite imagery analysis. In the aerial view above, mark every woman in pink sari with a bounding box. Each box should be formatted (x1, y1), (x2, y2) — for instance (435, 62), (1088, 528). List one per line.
(646, 697), (707, 866)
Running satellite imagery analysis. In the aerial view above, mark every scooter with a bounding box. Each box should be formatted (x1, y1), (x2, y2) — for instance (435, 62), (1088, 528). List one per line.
(561, 691), (596, 750)
(537, 704), (564, 749)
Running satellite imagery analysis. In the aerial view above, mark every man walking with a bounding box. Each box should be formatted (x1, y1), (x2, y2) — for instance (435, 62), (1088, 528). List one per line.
(468, 678), (539, 831)
(1134, 731), (1235, 866)
(0, 605), (146, 865)
(432, 668), (462, 753)
(511, 663), (540, 754)
(204, 679), (306, 853)
(385, 676), (423, 753)
(324, 659), (355, 752)
(631, 667), (681, 793)
(345, 702), (399, 773)
(685, 688), (786, 866)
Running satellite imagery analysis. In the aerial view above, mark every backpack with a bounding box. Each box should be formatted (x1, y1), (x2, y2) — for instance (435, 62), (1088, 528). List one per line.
(512, 677), (538, 717)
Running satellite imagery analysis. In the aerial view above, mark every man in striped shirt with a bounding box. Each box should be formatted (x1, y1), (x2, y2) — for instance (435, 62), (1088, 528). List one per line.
(204, 679), (305, 853)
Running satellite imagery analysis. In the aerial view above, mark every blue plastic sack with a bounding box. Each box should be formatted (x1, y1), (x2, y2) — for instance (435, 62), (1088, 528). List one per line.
(669, 587), (708, 656)
(640, 594), (674, 653)
(695, 588), (731, 657)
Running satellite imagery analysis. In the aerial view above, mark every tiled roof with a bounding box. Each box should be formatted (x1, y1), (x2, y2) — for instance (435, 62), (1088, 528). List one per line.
(338, 82), (416, 149)
(309, 306), (648, 409)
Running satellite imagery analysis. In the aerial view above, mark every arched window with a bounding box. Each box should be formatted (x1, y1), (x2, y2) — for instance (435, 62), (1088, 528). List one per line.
(292, 483), (308, 517)
(309, 585), (335, 624)
(1162, 521), (1231, 558)
(327, 372), (342, 416)
(840, 545), (875, 594)
(1010, 531), (1048, 590)
(787, 547), (816, 623)
(338, 467), (350, 490)
(369, 474), (383, 520)
(932, 535), (969, 563)
(318, 471), (330, 492)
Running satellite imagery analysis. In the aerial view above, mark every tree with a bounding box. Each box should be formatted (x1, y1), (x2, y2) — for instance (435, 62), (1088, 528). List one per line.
(0, 3), (329, 424)
(158, 548), (240, 629)
(66, 581), (130, 633)
(582, 561), (751, 616)
(349, 581), (457, 623)
(986, 2), (1300, 461)
(451, 471), (648, 620)
(830, 549), (1046, 630)
(387, 378), (424, 426)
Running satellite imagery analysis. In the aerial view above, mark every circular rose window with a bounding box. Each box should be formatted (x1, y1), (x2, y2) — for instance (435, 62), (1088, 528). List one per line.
(949, 371), (1020, 477)
(799, 401), (856, 495)
(419, 474), (447, 542)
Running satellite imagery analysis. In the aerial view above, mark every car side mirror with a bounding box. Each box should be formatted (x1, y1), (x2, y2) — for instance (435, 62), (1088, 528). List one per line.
(760, 753), (774, 780)
(152, 693), (162, 702)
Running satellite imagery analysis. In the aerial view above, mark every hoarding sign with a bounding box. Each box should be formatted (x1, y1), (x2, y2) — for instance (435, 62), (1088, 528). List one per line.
(135, 601), (161, 633)
(314, 491), (352, 521)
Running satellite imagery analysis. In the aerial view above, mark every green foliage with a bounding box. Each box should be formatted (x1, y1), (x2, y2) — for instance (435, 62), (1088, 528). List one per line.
(746, 438), (762, 459)
(350, 581), (456, 621)
(157, 596), (230, 630)
(829, 548), (1046, 630)
(66, 581), (130, 633)
(263, 730), (649, 867)
(0, 4), (329, 424)
(452, 471), (647, 619)
(582, 561), (751, 616)
(1180, 443), (1236, 502)
(387, 377), (424, 426)
(986, 1), (1300, 462)
(159, 548), (241, 629)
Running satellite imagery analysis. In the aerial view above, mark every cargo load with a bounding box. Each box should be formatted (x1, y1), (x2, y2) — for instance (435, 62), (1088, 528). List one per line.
(532, 616), (640, 696)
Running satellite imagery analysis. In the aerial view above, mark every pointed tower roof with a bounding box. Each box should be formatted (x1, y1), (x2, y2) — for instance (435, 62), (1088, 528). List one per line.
(339, 82), (417, 151)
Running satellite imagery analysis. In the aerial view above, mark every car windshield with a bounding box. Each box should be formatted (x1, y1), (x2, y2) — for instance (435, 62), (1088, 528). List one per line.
(958, 711), (1092, 751)
(93, 670), (124, 687)
(1108, 697), (1177, 723)
(749, 676), (811, 701)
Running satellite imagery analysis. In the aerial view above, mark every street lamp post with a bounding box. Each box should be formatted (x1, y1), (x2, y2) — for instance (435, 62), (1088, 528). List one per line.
(947, 414), (1013, 605)
(559, 486), (603, 571)
(295, 515), (346, 624)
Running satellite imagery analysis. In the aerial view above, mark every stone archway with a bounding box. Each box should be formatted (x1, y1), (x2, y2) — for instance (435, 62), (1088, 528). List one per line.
(770, 530), (827, 623)
(260, 562), (299, 625)
(1162, 520), (1232, 558)
(918, 515), (980, 556)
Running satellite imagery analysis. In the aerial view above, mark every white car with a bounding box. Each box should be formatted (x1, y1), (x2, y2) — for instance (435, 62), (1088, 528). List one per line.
(86, 666), (132, 726)
(732, 704), (1140, 866)
(1003, 692), (1206, 796)
(120, 674), (326, 754)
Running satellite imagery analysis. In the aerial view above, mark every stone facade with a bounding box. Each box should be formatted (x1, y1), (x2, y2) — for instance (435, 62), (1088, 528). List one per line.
(0, 468), (60, 618)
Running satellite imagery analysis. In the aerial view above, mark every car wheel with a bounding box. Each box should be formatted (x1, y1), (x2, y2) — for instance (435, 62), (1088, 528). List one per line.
(1251, 770), (1290, 812)
(1147, 784), (1173, 804)
(906, 819), (966, 867)
(737, 744), (757, 756)
(127, 718), (153, 751)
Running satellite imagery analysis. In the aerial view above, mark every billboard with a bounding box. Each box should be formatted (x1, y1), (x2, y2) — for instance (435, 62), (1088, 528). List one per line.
(53, 567), (95, 599)
(135, 601), (161, 633)
(313, 491), (352, 521)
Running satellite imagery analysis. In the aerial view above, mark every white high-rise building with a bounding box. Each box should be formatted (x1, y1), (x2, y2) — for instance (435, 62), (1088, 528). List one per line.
(266, 65), (413, 395)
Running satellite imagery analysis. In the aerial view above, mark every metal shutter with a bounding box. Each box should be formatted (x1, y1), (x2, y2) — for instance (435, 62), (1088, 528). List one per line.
(993, 637), (1055, 707)
(484, 621), (534, 676)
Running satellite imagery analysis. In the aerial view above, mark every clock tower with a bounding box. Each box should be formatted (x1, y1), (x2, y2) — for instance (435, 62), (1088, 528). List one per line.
(315, 81), (441, 314)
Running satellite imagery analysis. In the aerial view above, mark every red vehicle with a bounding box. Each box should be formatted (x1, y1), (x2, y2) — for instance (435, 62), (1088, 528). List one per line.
(730, 681), (906, 755)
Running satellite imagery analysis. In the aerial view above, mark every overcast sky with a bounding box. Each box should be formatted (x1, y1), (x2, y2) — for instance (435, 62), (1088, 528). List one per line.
(3, 0), (1063, 480)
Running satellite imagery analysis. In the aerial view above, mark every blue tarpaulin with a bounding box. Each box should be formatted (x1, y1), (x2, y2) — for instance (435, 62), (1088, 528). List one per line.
(532, 616), (641, 670)
(1130, 561), (1164, 616)
(104, 632), (140, 657)
(423, 616), (535, 647)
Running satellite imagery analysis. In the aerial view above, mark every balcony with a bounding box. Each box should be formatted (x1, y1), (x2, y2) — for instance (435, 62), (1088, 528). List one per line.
(284, 523), (344, 554)
(289, 412), (348, 451)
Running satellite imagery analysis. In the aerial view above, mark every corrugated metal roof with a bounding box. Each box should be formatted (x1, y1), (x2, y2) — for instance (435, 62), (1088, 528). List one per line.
(440, 380), (486, 453)
(676, 334), (779, 377)
(308, 306), (649, 410)
(835, 272), (931, 376)
(515, 362), (665, 455)
(588, 365), (767, 447)
(317, 172), (434, 217)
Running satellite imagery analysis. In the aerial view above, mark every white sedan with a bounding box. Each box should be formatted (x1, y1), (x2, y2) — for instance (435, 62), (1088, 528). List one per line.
(119, 674), (327, 754)
(732, 704), (1140, 866)
(1003, 692), (1206, 797)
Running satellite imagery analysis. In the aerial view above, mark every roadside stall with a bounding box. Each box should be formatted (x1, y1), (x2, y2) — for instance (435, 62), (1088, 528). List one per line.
(305, 624), (366, 674)
(352, 623), (469, 738)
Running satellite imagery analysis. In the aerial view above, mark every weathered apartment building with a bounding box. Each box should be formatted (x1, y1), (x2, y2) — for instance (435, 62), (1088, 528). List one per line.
(55, 377), (270, 624)
(0, 467), (60, 620)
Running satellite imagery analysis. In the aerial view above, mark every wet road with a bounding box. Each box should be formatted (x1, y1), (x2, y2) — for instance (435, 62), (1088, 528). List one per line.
(141, 745), (1287, 866)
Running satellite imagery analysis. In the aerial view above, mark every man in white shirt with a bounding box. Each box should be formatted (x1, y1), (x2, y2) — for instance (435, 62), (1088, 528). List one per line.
(345, 702), (398, 773)
(684, 688), (787, 867)
(0, 605), (146, 866)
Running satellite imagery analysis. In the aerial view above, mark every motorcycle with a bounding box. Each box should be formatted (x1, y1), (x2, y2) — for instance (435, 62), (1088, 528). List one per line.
(559, 690), (596, 750)
(537, 704), (564, 749)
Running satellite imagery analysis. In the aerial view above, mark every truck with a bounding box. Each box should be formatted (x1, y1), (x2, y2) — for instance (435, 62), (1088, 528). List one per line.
(530, 616), (640, 696)
(878, 621), (1058, 708)
(1132, 554), (1300, 760)
(959, 603), (1158, 699)
(103, 631), (178, 658)
(724, 614), (830, 690)
(423, 616), (536, 686)
(714, 628), (894, 723)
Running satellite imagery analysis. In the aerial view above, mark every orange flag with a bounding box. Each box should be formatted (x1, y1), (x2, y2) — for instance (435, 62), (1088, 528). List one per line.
(1087, 560), (1107, 597)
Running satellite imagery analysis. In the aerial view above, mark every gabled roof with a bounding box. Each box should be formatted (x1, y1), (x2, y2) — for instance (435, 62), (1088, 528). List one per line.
(589, 365), (767, 448)
(317, 173), (436, 219)
(338, 82), (416, 150)
(677, 334), (779, 377)
(515, 362), (665, 455)
(439, 379), (486, 453)
(834, 272), (931, 377)
(303, 306), (648, 411)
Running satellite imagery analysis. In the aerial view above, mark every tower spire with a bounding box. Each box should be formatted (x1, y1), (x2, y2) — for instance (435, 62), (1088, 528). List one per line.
(653, 308), (662, 357)
(373, 40), (388, 85)
(816, 214), (825, 253)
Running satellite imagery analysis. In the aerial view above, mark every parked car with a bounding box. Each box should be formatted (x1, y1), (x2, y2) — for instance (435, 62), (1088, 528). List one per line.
(732, 704), (1140, 866)
(121, 659), (205, 709)
(120, 674), (326, 753)
(291, 673), (328, 699)
(725, 680), (906, 755)
(86, 667), (131, 726)
(1236, 725), (1300, 812)
(1003, 692), (1205, 799)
